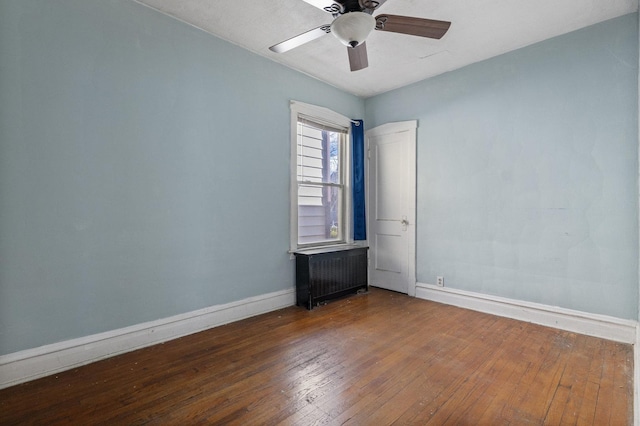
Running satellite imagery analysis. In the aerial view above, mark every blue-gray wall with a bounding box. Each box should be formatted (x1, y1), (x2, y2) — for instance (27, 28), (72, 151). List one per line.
(0, 0), (364, 355)
(366, 13), (639, 319)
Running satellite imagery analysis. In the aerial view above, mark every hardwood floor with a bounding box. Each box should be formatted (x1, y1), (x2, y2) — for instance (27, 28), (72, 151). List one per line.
(0, 288), (633, 425)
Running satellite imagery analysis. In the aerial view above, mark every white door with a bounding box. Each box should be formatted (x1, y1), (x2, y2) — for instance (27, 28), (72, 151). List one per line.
(366, 121), (417, 295)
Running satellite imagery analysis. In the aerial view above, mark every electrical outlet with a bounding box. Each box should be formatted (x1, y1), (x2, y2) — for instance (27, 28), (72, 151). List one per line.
(436, 276), (444, 287)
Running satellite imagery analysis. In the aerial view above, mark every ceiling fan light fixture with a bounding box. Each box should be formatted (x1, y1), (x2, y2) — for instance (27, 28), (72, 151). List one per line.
(330, 12), (375, 48)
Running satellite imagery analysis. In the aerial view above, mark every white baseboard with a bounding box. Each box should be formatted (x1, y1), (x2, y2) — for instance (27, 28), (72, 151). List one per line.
(415, 283), (637, 344)
(0, 288), (296, 390)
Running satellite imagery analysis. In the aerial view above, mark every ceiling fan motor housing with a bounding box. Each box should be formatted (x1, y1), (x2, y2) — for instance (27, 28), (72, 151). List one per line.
(269, 0), (452, 72)
(330, 12), (376, 48)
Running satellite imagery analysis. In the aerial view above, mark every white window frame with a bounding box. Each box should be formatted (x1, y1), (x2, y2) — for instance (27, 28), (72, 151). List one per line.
(290, 100), (353, 252)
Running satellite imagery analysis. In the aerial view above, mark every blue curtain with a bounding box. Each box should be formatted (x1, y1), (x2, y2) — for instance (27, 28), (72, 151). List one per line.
(352, 120), (366, 240)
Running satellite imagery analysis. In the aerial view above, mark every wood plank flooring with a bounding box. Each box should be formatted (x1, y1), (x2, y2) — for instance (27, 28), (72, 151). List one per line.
(0, 288), (633, 425)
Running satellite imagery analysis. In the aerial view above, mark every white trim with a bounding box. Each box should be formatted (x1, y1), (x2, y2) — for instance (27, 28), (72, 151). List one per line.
(0, 288), (296, 390)
(366, 120), (418, 137)
(415, 282), (637, 344)
(290, 101), (354, 130)
(289, 101), (354, 252)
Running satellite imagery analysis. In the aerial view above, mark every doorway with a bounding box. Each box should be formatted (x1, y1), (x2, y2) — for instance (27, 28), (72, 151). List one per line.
(366, 121), (417, 295)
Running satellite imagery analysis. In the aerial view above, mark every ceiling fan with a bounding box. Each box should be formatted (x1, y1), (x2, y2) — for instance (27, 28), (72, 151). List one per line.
(269, 0), (451, 72)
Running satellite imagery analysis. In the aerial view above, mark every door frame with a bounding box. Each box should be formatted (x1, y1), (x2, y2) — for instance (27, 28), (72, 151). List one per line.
(365, 120), (417, 296)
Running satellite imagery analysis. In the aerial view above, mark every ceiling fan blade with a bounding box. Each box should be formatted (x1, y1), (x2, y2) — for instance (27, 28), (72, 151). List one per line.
(360, 0), (389, 14)
(269, 25), (331, 53)
(348, 42), (369, 72)
(300, 0), (343, 14)
(375, 14), (451, 39)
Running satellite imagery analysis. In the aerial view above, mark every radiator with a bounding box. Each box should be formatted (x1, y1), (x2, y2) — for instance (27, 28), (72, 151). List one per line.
(294, 246), (368, 310)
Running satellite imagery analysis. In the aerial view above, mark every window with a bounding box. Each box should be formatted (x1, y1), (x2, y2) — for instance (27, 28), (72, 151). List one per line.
(291, 102), (352, 250)
(297, 119), (346, 245)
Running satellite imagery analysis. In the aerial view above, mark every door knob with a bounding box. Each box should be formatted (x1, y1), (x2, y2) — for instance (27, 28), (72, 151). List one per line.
(401, 219), (409, 225)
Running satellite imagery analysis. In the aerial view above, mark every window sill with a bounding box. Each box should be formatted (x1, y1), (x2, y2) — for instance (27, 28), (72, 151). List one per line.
(289, 242), (367, 256)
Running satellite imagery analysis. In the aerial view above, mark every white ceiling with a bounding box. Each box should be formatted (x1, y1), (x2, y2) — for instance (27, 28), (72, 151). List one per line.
(135, 0), (638, 98)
